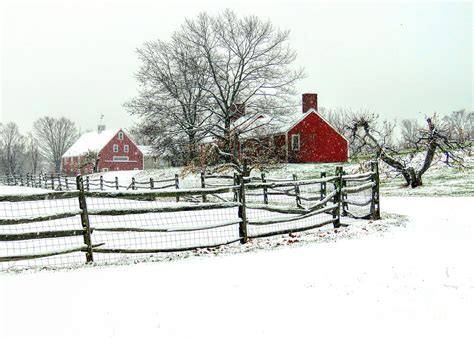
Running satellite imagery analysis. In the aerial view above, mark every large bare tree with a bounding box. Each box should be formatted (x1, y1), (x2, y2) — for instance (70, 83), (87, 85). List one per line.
(125, 37), (213, 164)
(34, 117), (78, 173)
(141, 10), (304, 173)
(0, 122), (26, 175)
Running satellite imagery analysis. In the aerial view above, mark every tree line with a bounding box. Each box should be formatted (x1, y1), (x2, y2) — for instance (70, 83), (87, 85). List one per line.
(0, 117), (78, 175)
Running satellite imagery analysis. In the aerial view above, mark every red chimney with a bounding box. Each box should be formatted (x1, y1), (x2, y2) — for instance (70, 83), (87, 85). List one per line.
(302, 93), (318, 113)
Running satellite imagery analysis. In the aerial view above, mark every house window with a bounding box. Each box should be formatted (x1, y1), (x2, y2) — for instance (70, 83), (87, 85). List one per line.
(102, 168), (109, 172)
(113, 144), (119, 152)
(291, 134), (300, 151)
(124, 144), (129, 153)
(118, 132), (124, 140)
(113, 156), (129, 162)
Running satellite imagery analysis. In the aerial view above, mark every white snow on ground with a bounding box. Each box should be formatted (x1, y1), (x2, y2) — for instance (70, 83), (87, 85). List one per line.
(0, 185), (49, 195)
(1, 197), (473, 338)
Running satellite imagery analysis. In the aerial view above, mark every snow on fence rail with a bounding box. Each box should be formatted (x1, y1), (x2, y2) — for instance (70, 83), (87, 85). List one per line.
(0, 163), (380, 270)
(0, 172), (180, 192)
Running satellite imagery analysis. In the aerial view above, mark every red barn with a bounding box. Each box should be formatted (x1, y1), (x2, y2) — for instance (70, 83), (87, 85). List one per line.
(236, 93), (348, 163)
(61, 128), (144, 175)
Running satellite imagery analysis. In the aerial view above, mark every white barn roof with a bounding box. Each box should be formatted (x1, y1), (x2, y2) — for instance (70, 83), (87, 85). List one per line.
(62, 128), (121, 157)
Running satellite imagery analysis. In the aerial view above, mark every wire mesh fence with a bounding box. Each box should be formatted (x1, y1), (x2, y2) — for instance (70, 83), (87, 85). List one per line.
(0, 173), (180, 192)
(0, 191), (86, 270)
(0, 162), (380, 271)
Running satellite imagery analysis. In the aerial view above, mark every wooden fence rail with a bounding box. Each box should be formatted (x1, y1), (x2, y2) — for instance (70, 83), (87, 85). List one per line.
(0, 173), (180, 192)
(0, 162), (380, 269)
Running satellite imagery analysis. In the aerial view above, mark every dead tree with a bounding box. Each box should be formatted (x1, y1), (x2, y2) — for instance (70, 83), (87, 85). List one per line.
(348, 113), (466, 188)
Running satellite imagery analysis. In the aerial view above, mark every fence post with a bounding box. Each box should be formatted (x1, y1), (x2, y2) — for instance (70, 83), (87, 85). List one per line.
(100, 175), (104, 191)
(201, 171), (207, 202)
(115, 176), (119, 190)
(233, 173), (238, 202)
(86, 176), (90, 191)
(341, 170), (348, 216)
(150, 178), (154, 190)
(320, 172), (326, 201)
(293, 174), (301, 208)
(261, 173), (268, 204)
(371, 161), (381, 220)
(332, 166), (343, 228)
(20, 173), (24, 186)
(57, 174), (62, 191)
(131, 177), (136, 190)
(50, 174), (55, 191)
(175, 174), (180, 202)
(237, 174), (248, 244)
(65, 177), (69, 190)
(76, 175), (94, 263)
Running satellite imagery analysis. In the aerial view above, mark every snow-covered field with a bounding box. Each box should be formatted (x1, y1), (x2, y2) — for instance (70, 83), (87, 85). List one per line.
(0, 197), (472, 337)
(84, 147), (474, 197)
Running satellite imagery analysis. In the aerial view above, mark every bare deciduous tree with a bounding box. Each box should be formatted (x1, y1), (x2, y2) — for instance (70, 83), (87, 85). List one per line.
(0, 122), (26, 175)
(347, 113), (466, 188)
(24, 132), (42, 174)
(443, 109), (474, 143)
(125, 37), (213, 164)
(177, 10), (304, 173)
(34, 117), (78, 173)
(400, 119), (421, 149)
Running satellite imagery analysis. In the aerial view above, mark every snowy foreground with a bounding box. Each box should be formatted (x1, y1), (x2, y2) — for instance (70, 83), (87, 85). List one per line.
(1, 197), (473, 338)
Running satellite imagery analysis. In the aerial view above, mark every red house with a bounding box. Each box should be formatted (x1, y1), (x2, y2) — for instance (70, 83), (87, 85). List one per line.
(236, 93), (348, 163)
(61, 127), (144, 175)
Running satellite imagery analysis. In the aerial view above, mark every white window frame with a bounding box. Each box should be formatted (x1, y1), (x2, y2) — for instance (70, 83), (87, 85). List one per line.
(113, 144), (119, 152)
(124, 144), (129, 153)
(113, 156), (129, 162)
(118, 132), (124, 140)
(102, 168), (109, 172)
(291, 134), (300, 151)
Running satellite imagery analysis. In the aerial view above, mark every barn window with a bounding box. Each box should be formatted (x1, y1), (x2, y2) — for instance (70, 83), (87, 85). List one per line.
(113, 156), (129, 162)
(113, 144), (119, 152)
(124, 144), (129, 153)
(118, 132), (124, 140)
(291, 134), (300, 151)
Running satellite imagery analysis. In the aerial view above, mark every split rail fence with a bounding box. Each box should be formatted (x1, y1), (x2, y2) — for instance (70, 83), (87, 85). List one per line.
(0, 163), (380, 271)
(0, 173), (180, 192)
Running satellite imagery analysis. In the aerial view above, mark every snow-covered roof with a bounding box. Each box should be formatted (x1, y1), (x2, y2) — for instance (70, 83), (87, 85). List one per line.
(62, 128), (121, 157)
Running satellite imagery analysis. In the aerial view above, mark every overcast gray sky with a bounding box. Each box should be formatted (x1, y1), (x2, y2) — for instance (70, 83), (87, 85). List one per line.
(0, 0), (472, 134)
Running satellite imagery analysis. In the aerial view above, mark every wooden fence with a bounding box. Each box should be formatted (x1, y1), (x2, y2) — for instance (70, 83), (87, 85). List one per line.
(0, 172), (179, 192)
(0, 163), (380, 270)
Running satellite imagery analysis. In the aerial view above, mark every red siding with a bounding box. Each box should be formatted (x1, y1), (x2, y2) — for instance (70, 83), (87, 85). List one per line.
(61, 130), (143, 175)
(287, 112), (348, 163)
(98, 131), (143, 172)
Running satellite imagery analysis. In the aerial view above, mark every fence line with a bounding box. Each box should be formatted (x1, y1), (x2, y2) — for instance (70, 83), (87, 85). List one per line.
(0, 173), (180, 192)
(0, 162), (380, 270)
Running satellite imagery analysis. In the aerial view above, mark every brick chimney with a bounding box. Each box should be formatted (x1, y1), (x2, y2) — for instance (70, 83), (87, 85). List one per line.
(302, 93), (318, 113)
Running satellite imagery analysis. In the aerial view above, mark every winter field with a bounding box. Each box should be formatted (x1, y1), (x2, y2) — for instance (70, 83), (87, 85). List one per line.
(0, 196), (472, 337)
(0, 153), (473, 337)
